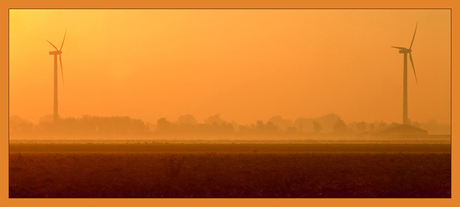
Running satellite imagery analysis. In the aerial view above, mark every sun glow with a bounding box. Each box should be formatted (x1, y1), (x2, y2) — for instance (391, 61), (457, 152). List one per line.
(9, 9), (451, 126)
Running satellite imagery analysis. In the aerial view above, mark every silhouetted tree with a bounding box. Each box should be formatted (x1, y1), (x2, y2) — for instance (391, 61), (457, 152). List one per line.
(238, 124), (251, 134)
(376, 121), (388, 131)
(200, 114), (234, 134)
(333, 119), (348, 134)
(269, 116), (294, 131)
(9, 116), (34, 136)
(356, 121), (367, 133)
(265, 121), (278, 133)
(157, 118), (172, 133)
(256, 120), (265, 131)
(176, 114), (198, 126)
(369, 123), (375, 132)
(204, 114), (225, 125)
(388, 122), (401, 129)
(312, 121), (322, 133)
(412, 121), (421, 128)
(255, 120), (279, 134)
(172, 115), (199, 133)
(285, 126), (298, 134)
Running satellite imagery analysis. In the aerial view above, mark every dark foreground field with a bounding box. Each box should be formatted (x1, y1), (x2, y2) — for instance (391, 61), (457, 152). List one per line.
(9, 143), (451, 198)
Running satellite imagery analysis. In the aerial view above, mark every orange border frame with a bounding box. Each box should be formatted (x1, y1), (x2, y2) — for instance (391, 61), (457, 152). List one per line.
(1, 1), (457, 207)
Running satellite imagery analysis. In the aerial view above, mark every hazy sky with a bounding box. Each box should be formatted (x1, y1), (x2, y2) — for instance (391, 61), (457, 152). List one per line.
(9, 9), (451, 125)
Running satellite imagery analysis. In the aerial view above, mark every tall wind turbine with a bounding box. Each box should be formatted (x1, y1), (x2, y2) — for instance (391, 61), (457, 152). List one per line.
(392, 23), (418, 125)
(47, 31), (66, 123)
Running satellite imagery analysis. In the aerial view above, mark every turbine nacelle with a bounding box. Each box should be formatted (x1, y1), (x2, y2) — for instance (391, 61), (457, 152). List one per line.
(49, 51), (62, 55)
(399, 48), (411, 54)
(391, 46), (412, 54)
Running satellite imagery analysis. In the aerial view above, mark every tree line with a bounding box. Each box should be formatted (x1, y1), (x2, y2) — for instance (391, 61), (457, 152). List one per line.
(9, 113), (449, 137)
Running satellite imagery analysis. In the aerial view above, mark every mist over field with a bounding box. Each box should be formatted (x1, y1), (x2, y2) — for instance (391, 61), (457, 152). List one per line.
(10, 112), (450, 143)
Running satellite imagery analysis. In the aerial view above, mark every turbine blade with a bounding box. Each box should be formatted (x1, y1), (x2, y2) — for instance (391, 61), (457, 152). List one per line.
(60, 30), (67, 51)
(409, 22), (418, 50)
(409, 53), (418, 84)
(46, 40), (58, 51)
(59, 54), (64, 88)
(391, 46), (406, 49)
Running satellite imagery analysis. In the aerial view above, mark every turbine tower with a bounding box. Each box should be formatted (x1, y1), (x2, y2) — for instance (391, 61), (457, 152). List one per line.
(47, 31), (66, 123)
(392, 23), (418, 125)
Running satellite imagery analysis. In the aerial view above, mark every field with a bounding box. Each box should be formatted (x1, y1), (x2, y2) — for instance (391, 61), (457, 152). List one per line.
(9, 142), (451, 198)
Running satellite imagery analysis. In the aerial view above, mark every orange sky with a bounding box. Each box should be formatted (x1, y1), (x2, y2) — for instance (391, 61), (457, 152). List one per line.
(9, 9), (451, 125)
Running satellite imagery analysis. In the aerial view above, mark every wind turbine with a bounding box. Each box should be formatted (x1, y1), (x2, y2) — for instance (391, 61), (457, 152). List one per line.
(47, 31), (66, 123)
(392, 23), (418, 125)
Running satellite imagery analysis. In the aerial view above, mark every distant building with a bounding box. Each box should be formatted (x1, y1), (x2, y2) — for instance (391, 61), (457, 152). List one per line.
(375, 124), (428, 137)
